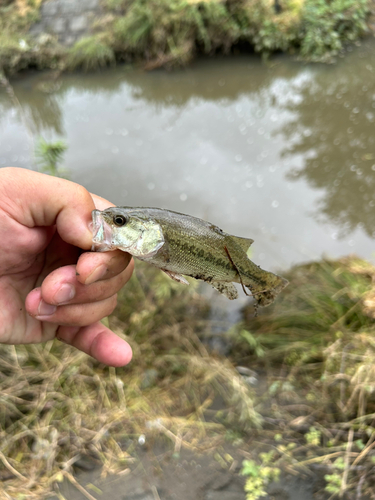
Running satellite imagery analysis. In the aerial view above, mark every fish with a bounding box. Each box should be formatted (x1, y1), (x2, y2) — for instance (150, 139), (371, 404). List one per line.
(91, 207), (288, 306)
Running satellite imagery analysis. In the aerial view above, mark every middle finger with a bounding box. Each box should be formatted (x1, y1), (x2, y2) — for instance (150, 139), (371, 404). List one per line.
(39, 259), (134, 306)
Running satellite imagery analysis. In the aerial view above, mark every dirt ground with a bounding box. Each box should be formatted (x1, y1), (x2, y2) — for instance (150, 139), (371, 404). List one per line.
(48, 444), (320, 500)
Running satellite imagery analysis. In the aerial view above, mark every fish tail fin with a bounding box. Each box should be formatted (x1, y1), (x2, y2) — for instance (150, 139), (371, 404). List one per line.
(246, 274), (289, 307)
(223, 239), (288, 307)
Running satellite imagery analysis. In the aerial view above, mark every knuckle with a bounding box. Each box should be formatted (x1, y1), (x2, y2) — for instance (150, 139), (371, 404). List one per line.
(75, 184), (92, 203)
(106, 295), (118, 316)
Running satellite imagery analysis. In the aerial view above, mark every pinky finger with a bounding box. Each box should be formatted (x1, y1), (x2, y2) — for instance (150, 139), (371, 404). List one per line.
(56, 322), (133, 367)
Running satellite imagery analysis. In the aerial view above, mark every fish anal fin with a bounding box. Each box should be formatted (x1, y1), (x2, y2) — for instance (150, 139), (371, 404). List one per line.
(231, 235), (254, 253)
(211, 281), (238, 300)
(162, 270), (189, 285)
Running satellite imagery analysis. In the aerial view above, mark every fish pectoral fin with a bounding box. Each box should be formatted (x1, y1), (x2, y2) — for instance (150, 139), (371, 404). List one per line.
(231, 235), (254, 253)
(210, 281), (238, 300)
(162, 270), (189, 285)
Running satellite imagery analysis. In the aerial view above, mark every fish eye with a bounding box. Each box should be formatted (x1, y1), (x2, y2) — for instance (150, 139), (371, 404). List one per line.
(113, 215), (127, 227)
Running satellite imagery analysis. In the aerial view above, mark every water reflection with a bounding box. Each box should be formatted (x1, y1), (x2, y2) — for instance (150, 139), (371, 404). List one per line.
(0, 45), (374, 273)
(276, 52), (375, 239)
(0, 83), (64, 136)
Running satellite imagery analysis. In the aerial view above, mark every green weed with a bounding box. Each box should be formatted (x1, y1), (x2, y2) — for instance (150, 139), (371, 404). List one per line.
(110, 0), (244, 68)
(300, 0), (369, 60)
(35, 137), (68, 177)
(66, 35), (115, 71)
(240, 451), (281, 500)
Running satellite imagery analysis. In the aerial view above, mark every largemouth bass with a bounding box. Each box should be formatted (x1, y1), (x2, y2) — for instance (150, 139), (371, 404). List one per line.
(91, 207), (288, 306)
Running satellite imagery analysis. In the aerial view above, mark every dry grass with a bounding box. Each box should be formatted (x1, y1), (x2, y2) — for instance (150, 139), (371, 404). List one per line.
(238, 256), (375, 498)
(2, 256), (375, 498)
(0, 263), (260, 499)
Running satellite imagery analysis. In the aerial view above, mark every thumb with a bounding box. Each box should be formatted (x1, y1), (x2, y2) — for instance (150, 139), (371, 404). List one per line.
(1, 167), (95, 250)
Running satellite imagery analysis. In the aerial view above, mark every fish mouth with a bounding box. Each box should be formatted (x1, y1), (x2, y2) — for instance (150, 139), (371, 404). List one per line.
(90, 209), (114, 252)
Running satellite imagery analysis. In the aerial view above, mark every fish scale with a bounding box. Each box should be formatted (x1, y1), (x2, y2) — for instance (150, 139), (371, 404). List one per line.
(91, 207), (288, 306)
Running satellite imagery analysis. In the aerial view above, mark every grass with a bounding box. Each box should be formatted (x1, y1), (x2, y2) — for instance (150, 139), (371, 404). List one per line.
(103, 0), (371, 68)
(2, 255), (375, 498)
(1, 253), (375, 498)
(236, 256), (375, 498)
(0, 263), (260, 499)
(66, 36), (115, 72)
(35, 137), (68, 177)
(240, 257), (375, 361)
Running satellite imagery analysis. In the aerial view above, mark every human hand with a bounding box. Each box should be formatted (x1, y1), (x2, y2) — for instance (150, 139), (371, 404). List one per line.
(0, 167), (134, 367)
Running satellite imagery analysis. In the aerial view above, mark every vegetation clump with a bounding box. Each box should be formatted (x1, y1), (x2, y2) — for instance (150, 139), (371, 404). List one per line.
(66, 35), (115, 72)
(102, 0), (371, 68)
(0, 0), (62, 74)
(0, 0), (372, 73)
(35, 137), (68, 177)
(237, 256), (375, 498)
(300, 0), (370, 60)
(109, 0), (245, 68)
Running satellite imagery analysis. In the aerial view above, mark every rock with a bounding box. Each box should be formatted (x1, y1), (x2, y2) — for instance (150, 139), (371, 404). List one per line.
(205, 472), (233, 491)
(41, 1), (59, 16)
(48, 18), (67, 34)
(29, 0), (102, 46)
(70, 15), (88, 32)
(80, 0), (100, 8)
(122, 491), (159, 500)
(205, 492), (245, 500)
(140, 369), (159, 389)
(60, 0), (83, 14)
(73, 455), (101, 471)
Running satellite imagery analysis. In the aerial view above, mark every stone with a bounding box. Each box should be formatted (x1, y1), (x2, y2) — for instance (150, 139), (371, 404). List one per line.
(63, 34), (77, 46)
(28, 0), (103, 46)
(121, 492), (155, 500)
(80, 0), (100, 9)
(60, 0), (83, 14)
(28, 22), (44, 36)
(205, 492), (245, 500)
(205, 472), (233, 491)
(41, 1), (59, 16)
(70, 15), (88, 32)
(140, 369), (159, 389)
(48, 18), (66, 34)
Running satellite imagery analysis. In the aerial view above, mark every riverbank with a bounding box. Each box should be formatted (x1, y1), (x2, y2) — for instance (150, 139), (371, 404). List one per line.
(1, 256), (375, 499)
(0, 0), (373, 75)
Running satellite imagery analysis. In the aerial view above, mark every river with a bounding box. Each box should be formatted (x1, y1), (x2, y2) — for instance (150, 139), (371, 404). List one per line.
(1, 40), (374, 288)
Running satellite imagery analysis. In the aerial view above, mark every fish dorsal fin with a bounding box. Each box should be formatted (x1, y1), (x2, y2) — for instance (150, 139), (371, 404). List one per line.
(231, 236), (254, 253)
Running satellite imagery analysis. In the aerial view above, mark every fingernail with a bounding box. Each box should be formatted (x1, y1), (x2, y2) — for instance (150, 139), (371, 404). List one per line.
(37, 300), (57, 317)
(54, 284), (75, 304)
(85, 264), (107, 285)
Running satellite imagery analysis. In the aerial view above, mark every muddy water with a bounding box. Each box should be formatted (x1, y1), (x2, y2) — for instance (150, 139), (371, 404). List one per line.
(1, 42), (374, 292)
